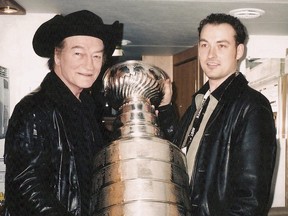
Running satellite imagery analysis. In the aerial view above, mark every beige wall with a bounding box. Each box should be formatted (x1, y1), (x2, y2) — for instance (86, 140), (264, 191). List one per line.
(142, 55), (173, 80)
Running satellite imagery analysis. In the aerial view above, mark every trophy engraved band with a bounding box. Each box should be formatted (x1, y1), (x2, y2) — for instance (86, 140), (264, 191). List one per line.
(91, 60), (191, 215)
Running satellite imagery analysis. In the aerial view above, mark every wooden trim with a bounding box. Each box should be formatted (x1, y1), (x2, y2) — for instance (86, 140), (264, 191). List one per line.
(269, 207), (288, 216)
(173, 45), (198, 66)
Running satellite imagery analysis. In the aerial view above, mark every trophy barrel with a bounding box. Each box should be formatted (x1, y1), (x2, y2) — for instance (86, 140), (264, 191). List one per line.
(91, 61), (191, 215)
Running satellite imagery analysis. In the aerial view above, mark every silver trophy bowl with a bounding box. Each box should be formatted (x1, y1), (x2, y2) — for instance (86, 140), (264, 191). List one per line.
(91, 60), (191, 215)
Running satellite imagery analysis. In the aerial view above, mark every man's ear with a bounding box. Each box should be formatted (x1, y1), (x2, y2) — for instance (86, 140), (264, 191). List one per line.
(54, 48), (61, 65)
(236, 44), (245, 60)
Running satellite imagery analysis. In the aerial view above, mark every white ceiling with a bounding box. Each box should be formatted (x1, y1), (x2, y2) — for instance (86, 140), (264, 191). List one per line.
(3, 0), (288, 60)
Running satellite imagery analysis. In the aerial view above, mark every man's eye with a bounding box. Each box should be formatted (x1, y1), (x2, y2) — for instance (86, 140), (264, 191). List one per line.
(93, 55), (102, 60)
(74, 52), (82, 56)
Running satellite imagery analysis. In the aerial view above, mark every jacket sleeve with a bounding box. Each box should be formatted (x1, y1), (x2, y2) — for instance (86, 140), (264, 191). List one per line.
(157, 102), (196, 149)
(157, 103), (180, 143)
(4, 104), (73, 216)
(224, 102), (277, 215)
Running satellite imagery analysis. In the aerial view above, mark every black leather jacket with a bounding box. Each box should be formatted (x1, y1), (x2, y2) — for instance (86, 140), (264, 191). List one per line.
(4, 72), (105, 216)
(158, 73), (277, 216)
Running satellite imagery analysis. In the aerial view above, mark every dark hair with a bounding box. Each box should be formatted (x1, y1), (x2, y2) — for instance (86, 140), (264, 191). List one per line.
(47, 39), (107, 71)
(198, 13), (248, 45)
(47, 40), (64, 71)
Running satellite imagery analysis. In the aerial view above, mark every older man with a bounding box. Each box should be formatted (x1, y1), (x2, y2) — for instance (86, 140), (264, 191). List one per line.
(4, 10), (122, 216)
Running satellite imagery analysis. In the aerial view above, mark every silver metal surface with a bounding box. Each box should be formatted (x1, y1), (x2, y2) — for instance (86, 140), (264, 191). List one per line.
(93, 138), (187, 170)
(103, 60), (168, 110)
(94, 202), (190, 216)
(91, 61), (191, 215)
(95, 179), (190, 212)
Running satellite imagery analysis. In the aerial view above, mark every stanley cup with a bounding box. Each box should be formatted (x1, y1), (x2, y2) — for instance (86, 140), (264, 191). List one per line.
(91, 60), (191, 215)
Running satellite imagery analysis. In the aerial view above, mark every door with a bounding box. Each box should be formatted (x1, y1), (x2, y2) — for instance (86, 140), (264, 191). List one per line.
(173, 45), (203, 118)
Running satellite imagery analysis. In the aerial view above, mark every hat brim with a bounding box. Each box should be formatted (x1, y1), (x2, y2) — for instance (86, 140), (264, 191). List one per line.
(32, 10), (123, 58)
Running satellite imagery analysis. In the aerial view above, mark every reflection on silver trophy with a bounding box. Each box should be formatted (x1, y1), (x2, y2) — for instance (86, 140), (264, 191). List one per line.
(91, 60), (191, 216)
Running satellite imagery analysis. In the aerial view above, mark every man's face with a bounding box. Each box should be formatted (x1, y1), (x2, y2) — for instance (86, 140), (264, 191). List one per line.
(198, 23), (244, 88)
(54, 35), (104, 98)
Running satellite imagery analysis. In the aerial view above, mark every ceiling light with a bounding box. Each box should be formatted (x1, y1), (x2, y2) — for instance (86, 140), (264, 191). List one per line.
(229, 8), (265, 19)
(121, 39), (131, 46)
(0, 0), (26, 15)
(112, 39), (131, 57)
(112, 46), (124, 57)
(0, 5), (17, 13)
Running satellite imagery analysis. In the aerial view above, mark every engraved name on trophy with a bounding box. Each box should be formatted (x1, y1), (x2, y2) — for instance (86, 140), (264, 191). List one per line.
(91, 60), (191, 216)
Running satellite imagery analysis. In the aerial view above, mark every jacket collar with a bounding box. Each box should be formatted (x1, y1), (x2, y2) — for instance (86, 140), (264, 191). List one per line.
(40, 71), (95, 112)
(196, 72), (248, 102)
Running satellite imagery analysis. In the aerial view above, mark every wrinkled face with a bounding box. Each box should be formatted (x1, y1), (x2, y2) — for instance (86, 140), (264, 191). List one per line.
(198, 23), (244, 88)
(54, 35), (104, 98)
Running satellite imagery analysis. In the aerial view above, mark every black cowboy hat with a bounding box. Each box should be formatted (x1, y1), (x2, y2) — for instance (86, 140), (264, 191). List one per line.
(32, 10), (123, 58)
